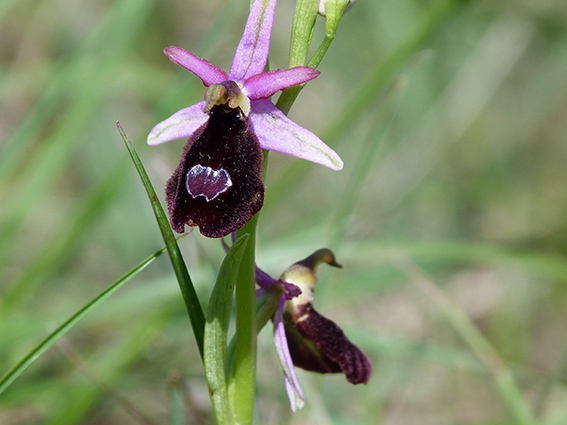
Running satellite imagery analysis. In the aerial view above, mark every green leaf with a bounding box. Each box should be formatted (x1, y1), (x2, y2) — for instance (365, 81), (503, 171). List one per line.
(118, 122), (205, 357)
(226, 285), (283, 388)
(204, 234), (249, 425)
(0, 244), (167, 396)
(254, 286), (283, 332)
(230, 217), (259, 425)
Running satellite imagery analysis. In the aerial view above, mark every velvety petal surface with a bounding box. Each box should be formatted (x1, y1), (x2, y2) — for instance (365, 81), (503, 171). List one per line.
(166, 106), (264, 237)
(250, 99), (343, 170)
(287, 304), (373, 385)
(284, 311), (341, 374)
(164, 46), (228, 86)
(147, 101), (208, 146)
(243, 67), (320, 100)
(229, 0), (277, 80)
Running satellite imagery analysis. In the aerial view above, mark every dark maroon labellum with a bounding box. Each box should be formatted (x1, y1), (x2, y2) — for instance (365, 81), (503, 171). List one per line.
(166, 105), (264, 238)
(285, 303), (373, 385)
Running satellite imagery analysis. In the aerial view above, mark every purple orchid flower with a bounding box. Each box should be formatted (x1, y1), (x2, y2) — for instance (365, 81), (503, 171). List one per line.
(148, 0), (343, 238)
(256, 248), (373, 411)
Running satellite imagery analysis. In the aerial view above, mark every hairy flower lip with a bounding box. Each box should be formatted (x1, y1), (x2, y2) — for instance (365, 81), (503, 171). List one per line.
(165, 105), (264, 238)
(286, 302), (373, 385)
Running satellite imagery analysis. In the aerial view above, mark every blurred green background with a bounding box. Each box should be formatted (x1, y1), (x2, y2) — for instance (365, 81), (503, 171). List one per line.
(2, 0), (567, 423)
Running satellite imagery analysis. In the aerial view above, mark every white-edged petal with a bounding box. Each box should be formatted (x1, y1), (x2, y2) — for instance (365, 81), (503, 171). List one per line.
(147, 101), (208, 146)
(250, 99), (343, 170)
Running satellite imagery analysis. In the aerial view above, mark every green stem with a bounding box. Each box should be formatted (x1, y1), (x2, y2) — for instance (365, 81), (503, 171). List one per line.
(288, 0), (318, 68)
(276, 34), (334, 115)
(275, 85), (301, 116)
(307, 35), (333, 69)
(227, 150), (269, 425)
(230, 215), (258, 425)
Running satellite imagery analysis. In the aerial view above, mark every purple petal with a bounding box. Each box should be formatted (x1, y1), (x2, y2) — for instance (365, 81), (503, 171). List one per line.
(257, 267), (279, 290)
(243, 67), (320, 100)
(249, 99), (343, 170)
(256, 267), (302, 299)
(273, 297), (305, 412)
(281, 281), (302, 299)
(229, 0), (277, 80)
(147, 101), (208, 146)
(164, 47), (228, 87)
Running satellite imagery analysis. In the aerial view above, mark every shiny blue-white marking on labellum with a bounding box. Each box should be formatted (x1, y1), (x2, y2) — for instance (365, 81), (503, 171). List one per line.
(186, 165), (233, 201)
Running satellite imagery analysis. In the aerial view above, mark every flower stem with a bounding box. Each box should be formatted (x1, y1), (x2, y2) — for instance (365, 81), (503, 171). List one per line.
(228, 150), (269, 425)
(277, 31), (334, 115)
(230, 215), (258, 425)
(306, 35), (333, 69)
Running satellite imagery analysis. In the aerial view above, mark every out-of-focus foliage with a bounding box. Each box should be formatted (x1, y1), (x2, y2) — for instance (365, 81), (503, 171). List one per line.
(2, 0), (567, 423)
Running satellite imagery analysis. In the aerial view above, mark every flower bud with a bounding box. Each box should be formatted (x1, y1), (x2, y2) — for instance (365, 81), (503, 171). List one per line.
(318, 0), (357, 39)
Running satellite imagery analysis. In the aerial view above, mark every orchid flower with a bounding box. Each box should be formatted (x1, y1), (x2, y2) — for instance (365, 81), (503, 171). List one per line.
(148, 0), (343, 238)
(256, 249), (373, 411)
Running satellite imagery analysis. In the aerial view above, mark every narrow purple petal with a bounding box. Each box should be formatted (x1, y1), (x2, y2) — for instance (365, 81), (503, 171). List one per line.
(164, 46), (228, 87)
(249, 99), (344, 170)
(273, 298), (305, 412)
(229, 0), (277, 80)
(256, 267), (279, 290)
(147, 101), (208, 146)
(243, 67), (320, 100)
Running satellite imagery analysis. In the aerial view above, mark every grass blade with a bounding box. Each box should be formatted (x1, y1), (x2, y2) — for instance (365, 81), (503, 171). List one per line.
(0, 244), (166, 395)
(402, 260), (538, 425)
(117, 122), (205, 357)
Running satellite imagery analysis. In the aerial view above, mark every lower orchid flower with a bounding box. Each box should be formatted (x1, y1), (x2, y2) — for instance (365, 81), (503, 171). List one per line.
(148, 0), (343, 238)
(256, 248), (373, 411)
